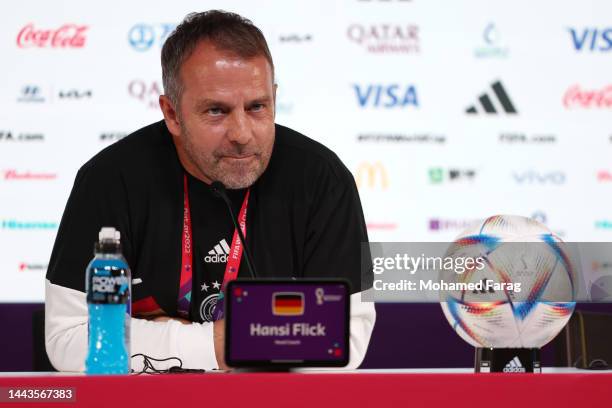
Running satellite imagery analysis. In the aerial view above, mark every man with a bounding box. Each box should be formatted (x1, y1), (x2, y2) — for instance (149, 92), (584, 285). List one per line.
(45, 10), (375, 371)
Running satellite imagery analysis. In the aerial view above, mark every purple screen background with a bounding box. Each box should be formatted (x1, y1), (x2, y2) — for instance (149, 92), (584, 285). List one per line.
(2, 302), (612, 371)
(228, 283), (347, 362)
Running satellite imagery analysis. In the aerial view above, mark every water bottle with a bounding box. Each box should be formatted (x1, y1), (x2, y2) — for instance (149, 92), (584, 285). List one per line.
(85, 227), (131, 374)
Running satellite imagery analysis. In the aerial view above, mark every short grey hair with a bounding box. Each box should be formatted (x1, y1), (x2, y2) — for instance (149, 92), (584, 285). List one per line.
(161, 10), (275, 108)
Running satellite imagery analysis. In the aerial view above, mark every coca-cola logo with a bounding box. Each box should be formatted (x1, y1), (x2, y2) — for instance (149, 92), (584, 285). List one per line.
(16, 23), (88, 48)
(563, 84), (612, 109)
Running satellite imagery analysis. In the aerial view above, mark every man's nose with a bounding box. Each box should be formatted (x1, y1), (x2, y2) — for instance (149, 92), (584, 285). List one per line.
(226, 109), (252, 145)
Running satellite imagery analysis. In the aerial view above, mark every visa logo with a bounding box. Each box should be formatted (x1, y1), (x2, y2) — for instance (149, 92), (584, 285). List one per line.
(569, 28), (612, 51)
(513, 171), (566, 185)
(353, 84), (419, 108)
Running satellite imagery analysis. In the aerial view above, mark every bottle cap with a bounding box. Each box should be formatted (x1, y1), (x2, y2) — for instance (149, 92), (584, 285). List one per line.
(99, 227), (120, 242)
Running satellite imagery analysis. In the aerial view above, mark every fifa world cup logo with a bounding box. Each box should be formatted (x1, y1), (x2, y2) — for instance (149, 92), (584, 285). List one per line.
(316, 288), (325, 305)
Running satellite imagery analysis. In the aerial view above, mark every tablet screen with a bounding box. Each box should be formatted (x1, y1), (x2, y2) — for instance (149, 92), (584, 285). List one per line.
(225, 280), (350, 368)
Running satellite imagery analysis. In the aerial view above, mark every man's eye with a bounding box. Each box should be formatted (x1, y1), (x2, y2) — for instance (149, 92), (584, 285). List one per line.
(250, 103), (264, 112)
(207, 107), (224, 116)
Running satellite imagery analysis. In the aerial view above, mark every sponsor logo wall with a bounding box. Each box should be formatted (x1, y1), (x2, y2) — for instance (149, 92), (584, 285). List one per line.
(0, 0), (610, 301)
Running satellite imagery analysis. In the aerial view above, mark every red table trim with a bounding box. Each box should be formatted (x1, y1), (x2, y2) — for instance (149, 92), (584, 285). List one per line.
(0, 372), (610, 408)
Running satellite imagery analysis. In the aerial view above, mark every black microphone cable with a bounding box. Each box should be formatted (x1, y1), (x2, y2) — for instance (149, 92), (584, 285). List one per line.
(210, 181), (258, 279)
(130, 353), (207, 375)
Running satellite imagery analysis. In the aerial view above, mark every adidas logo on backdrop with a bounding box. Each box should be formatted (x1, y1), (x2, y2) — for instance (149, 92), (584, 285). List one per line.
(466, 80), (517, 115)
(502, 356), (526, 373)
(204, 239), (230, 263)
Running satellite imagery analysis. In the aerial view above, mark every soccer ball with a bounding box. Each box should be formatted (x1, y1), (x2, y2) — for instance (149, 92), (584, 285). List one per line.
(439, 215), (576, 348)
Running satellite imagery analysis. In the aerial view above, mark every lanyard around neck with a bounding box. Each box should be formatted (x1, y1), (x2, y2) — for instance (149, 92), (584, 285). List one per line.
(177, 173), (250, 318)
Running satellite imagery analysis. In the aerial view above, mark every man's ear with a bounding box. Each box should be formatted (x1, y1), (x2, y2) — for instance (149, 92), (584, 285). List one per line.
(273, 83), (278, 119)
(159, 95), (181, 137)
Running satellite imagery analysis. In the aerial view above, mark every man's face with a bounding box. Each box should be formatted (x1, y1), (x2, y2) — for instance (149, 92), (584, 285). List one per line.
(167, 41), (276, 189)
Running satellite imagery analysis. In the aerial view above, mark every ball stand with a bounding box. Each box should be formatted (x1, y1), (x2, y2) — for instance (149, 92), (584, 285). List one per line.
(475, 348), (541, 373)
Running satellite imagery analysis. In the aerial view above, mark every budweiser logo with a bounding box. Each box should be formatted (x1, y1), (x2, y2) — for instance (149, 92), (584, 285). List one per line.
(3, 169), (57, 180)
(19, 262), (47, 272)
(17, 23), (88, 48)
(598, 170), (612, 182)
(563, 85), (612, 109)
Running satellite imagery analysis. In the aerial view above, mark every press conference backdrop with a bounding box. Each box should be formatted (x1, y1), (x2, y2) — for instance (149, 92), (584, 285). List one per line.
(1, 0), (611, 302)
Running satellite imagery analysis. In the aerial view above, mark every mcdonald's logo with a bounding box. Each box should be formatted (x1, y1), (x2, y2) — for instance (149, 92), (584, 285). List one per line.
(354, 162), (389, 189)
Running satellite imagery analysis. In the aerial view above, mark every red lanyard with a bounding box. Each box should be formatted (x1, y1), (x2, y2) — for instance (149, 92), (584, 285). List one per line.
(177, 174), (249, 317)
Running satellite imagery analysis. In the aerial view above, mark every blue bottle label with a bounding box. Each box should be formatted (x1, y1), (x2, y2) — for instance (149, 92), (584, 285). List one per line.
(87, 267), (130, 304)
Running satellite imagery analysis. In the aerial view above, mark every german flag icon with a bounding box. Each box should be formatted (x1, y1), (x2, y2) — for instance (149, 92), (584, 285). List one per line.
(272, 292), (305, 316)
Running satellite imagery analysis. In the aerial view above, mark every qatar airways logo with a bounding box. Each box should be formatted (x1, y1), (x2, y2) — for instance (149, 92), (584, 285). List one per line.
(347, 24), (419, 53)
(3, 169), (57, 181)
(563, 85), (612, 109)
(16, 23), (88, 48)
(128, 80), (162, 109)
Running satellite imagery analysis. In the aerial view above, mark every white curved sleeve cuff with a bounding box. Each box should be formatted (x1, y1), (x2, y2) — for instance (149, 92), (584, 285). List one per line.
(346, 291), (376, 369)
(44, 279), (218, 372)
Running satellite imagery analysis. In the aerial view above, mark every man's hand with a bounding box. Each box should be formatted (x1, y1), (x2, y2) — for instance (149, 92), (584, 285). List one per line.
(213, 319), (229, 370)
(147, 315), (229, 369)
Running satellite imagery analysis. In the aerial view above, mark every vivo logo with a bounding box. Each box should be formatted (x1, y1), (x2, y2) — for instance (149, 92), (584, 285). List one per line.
(569, 28), (612, 52)
(513, 171), (566, 185)
(353, 84), (418, 108)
